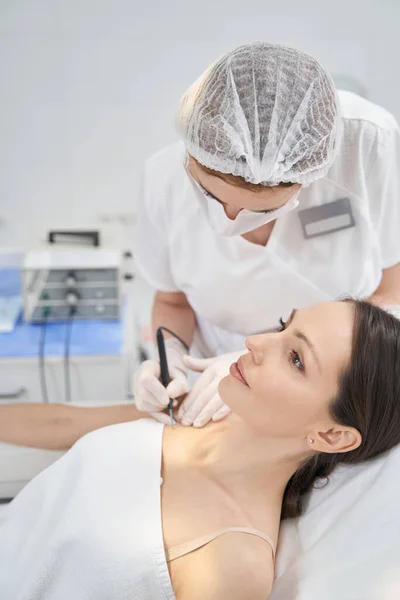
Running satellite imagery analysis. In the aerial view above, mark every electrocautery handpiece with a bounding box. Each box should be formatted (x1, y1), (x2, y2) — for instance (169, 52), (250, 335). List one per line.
(156, 327), (174, 426)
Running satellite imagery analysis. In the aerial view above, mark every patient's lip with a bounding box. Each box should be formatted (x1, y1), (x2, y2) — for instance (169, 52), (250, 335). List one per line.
(229, 359), (249, 387)
(237, 358), (249, 386)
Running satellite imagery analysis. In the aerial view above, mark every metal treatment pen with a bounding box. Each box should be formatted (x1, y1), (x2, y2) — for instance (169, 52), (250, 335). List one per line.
(156, 327), (174, 426)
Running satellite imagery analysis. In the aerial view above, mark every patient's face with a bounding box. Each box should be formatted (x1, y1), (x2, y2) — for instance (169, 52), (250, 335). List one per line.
(219, 302), (354, 438)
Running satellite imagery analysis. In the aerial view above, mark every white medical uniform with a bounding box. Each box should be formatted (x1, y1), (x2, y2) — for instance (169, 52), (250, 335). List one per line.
(134, 91), (400, 356)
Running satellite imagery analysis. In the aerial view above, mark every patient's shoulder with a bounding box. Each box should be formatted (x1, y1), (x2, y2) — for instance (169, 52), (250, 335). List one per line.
(176, 530), (274, 600)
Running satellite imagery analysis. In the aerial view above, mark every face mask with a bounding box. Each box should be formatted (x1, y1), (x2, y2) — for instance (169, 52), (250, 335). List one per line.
(185, 165), (300, 237)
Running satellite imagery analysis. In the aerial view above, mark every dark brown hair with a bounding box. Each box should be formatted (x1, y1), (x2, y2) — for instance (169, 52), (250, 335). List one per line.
(193, 158), (294, 192)
(281, 299), (400, 520)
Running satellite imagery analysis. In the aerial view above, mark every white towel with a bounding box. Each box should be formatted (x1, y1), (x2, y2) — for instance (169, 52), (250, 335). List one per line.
(0, 419), (175, 600)
(271, 444), (400, 599)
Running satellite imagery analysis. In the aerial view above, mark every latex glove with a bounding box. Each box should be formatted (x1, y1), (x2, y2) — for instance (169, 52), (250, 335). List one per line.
(177, 350), (246, 427)
(150, 411), (176, 426)
(133, 337), (188, 414)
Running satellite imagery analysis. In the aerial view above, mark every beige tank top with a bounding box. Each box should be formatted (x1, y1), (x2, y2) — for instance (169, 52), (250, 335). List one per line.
(166, 526), (276, 562)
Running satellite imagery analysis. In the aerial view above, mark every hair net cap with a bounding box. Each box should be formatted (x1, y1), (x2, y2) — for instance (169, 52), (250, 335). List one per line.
(177, 43), (342, 186)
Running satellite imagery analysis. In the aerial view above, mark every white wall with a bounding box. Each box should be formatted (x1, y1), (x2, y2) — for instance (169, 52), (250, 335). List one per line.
(1, 0), (399, 248)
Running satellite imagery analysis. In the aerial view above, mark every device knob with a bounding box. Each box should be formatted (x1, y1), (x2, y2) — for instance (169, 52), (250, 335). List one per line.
(65, 272), (77, 288)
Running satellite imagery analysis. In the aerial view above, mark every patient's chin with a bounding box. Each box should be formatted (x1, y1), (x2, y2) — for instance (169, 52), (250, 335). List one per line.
(217, 375), (232, 403)
(218, 376), (244, 423)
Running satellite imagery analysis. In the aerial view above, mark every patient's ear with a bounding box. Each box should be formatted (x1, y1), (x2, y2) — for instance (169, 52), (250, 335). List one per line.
(312, 426), (362, 454)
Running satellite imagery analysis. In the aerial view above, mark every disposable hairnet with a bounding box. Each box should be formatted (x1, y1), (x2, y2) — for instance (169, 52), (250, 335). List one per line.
(177, 42), (342, 186)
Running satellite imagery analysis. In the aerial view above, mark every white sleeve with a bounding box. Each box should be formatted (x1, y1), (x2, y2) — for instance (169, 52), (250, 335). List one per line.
(366, 120), (400, 269)
(132, 163), (180, 292)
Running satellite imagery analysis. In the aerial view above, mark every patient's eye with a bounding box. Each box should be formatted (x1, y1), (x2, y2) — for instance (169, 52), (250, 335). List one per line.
(290, 350), (304, 372)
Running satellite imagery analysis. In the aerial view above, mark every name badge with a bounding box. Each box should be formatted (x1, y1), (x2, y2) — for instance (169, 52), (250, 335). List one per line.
(298, 198), (356, 239)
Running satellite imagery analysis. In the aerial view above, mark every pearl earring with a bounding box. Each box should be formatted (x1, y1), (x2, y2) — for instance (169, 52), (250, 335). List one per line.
(309, 438), (314, 444)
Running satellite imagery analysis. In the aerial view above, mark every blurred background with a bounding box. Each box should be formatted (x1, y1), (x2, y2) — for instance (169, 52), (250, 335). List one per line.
(0, 0), (399, 248)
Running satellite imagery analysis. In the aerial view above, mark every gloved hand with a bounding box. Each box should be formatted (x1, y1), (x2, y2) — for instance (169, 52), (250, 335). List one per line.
(177, 350), (247, 427)
(133, 337), (188, 414)
(150, 411), (177, 426)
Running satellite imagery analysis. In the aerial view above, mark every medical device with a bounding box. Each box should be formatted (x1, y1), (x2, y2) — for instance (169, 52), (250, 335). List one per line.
(156, 327), (174, 426)
(22, 226), (123, 322)
(156, 326), (191, 426)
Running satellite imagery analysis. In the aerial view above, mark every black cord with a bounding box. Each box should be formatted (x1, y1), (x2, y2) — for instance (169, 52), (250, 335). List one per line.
(39, 308), (50, 404)
(64, 307), (76, 403)
(138, 345), (149, 363)
(157, 326), (190, 352)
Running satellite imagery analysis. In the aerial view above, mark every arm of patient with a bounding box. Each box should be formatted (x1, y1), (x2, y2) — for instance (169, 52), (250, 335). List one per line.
(0, 403), (152, 450)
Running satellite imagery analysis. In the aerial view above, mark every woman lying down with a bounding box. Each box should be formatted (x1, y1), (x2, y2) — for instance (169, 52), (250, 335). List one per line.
(1, 300), (400, 600)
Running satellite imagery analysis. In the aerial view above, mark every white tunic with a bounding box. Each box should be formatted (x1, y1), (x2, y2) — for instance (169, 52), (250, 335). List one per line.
(0, 420), (175, 600)
(134, 91), (400, 355)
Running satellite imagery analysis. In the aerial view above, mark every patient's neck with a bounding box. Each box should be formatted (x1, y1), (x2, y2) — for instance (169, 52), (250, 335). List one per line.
(184, 416), (309, 498)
